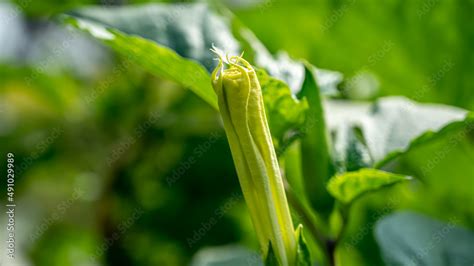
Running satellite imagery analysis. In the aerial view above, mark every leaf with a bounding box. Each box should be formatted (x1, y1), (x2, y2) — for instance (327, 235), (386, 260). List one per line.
(190, 245), (263, 266)
(68, 3), (241, 72)
(257, 69), (308, 151)
(325, 96), (472, 171)
(61, 15), (218, 109)
(375, 110), (474, 168)
(327, 168), (411, 205)
(295, 225), (311, 266)
(375, 211), (474, 266)
(298, 64), (335, 216)
(66, 3), (342, 96)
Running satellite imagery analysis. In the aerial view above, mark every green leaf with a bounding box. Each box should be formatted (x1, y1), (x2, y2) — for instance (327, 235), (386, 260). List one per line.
(61, 15), (218, 109)
(68, 3), (240, 72)
(327, 168), (411, 205)
(191, 245), (263, 266)
(295, 225), (311, 266)
(257, 69), (308, 151)
(65, 3), (341, 97)
(375, 110), (474, 168)
(265, 243), (279, 266)
(375, 211), (474, 266)
(299, 64), (335, 216)
(326, 97), (472, 171)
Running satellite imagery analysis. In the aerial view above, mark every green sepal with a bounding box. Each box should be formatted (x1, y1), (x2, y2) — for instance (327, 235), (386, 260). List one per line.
(295, 224), (311, 266)
(265, 242), (280, 266)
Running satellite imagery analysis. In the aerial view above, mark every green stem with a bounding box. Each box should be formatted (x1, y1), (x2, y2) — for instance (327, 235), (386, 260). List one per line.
(284, 181), (337, 266)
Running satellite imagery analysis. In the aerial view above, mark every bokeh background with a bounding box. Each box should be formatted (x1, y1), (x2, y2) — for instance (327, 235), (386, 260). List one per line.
(0, 0), (473, 265)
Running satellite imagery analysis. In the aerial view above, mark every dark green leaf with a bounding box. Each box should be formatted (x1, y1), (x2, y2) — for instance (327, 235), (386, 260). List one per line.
(327, 168), (411, 205)
(299, 64), (335, 215)
(61, 15), (219, 109)
(375, 211), (474, 266)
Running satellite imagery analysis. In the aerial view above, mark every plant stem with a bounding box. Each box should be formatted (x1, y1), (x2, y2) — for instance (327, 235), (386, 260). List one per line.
(284, 181), (336, 265)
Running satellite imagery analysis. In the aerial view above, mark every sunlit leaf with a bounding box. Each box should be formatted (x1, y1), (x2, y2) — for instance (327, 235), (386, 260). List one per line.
(61, 15), (219, 109)
(327, 168), (411, 205)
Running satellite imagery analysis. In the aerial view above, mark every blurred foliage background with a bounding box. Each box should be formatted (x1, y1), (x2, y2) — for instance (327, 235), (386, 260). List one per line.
(0, 0), (473, 265)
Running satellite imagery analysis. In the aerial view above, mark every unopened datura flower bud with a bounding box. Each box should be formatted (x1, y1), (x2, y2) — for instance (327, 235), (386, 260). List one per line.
(211, 49), (296, 266)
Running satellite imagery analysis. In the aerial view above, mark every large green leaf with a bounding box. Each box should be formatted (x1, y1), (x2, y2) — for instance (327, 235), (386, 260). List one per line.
(327, 168), (411, 205)
(298, 64), (335, 215)
(375, 211), (474, 266)
(69, 3), (240, 72)
(65, 3), (341, 95)
(326, 97), (473, 172)
(61, 15), (219, 109)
